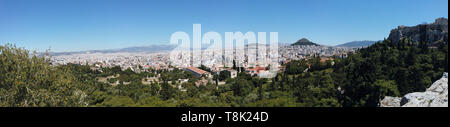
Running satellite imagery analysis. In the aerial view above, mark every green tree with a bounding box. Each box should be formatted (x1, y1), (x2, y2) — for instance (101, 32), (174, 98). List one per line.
(0, 44), (88, 107)
(219, 70), (231, 81)
(231, 78), (253, 97)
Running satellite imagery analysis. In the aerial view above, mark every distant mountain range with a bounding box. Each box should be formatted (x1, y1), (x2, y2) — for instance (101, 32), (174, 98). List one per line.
(335, 40), (379, 47)
(291, 38), (319, 46)
(49, 39), (382, 56)
(50, 44), (176, 56)
(290, 38), (379, 47)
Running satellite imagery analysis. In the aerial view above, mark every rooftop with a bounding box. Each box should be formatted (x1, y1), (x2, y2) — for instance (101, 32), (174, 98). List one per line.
(186, 67), (210, 75)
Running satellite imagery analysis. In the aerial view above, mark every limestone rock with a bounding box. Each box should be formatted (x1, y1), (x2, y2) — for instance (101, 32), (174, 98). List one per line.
(387, 18), (448, 45)
(380, 72), (448, 107)
(379, 96), (401, 107)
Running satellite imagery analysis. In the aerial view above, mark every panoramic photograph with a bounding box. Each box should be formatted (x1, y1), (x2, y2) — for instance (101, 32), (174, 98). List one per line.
(0, 0), (448, 118)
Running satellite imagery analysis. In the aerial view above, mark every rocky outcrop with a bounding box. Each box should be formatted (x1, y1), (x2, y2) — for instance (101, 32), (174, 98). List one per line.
(388, 18), (448, 45)
(379, 96), (402, 107)
(380, 72), (448, 107)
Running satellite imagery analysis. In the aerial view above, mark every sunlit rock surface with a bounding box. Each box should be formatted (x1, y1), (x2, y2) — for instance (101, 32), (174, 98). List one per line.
(380, 72), (448, 107)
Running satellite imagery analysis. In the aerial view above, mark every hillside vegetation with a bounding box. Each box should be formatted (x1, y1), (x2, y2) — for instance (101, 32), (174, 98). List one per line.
(0, 37), (447, 107)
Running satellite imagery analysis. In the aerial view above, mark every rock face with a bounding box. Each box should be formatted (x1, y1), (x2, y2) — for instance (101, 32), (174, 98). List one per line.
(379, 96), (402, 107)
(380, 72), (448, 107)
(388, 18), (448, 45)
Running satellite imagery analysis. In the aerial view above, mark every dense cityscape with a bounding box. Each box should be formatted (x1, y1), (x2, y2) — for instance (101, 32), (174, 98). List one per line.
(50, 44), (357, 77)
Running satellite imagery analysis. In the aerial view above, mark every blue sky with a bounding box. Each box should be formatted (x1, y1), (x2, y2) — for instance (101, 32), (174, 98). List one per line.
(0, 0), (448, 52)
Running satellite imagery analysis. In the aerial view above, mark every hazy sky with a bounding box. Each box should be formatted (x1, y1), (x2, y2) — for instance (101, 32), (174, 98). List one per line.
(0, 0), (448, 52)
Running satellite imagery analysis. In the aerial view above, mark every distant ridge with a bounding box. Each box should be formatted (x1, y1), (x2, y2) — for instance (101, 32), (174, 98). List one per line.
(49, 44), (176, 56)
(335, 40), (379, 47)
(291, 38), (319, 46)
